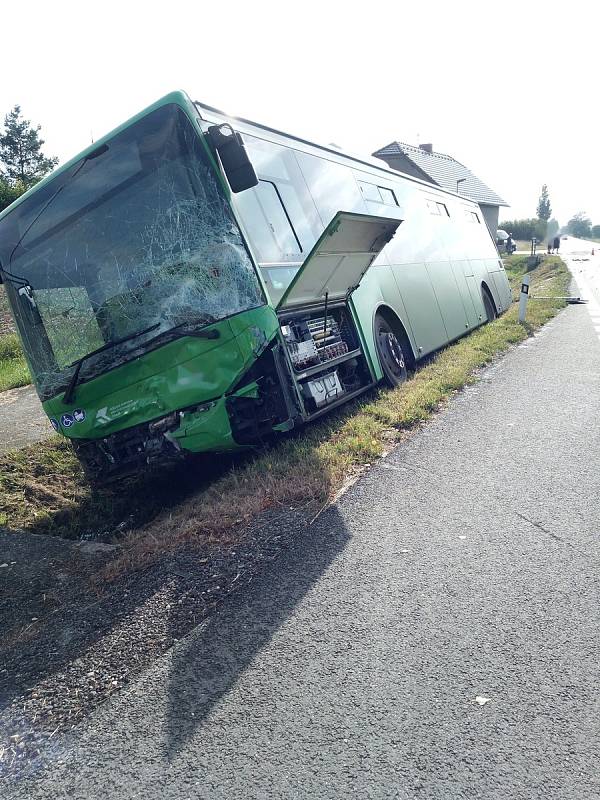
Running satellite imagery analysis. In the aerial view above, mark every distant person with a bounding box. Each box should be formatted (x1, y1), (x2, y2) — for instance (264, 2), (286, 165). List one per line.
(547, 241), (552, 254)
(506, 233), (515, 254)
(553, 236), (560, 254)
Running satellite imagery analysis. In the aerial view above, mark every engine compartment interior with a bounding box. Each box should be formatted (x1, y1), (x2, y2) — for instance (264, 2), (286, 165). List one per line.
(279, 303), (373, 417)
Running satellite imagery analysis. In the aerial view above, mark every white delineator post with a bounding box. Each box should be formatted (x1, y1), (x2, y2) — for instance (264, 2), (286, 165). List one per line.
(518, 273), (530, 323)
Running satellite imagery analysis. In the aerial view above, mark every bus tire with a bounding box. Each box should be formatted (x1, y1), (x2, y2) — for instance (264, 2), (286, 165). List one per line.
(374, 312), (408, 388)
(482, 285), (497, 322)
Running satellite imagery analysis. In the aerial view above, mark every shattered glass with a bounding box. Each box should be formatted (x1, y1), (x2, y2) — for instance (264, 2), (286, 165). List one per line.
(0, 104), (264, 401)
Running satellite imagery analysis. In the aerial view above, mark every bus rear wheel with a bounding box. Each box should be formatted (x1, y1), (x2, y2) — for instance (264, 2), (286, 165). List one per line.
(482, 287), (497, 322)
(374, 313), (408, 387)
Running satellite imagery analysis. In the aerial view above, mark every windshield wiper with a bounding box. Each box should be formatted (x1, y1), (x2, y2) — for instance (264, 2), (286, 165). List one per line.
(143, 318), (221, 347)
(62, 317), (220, 405)
(63, 322), (160, 405)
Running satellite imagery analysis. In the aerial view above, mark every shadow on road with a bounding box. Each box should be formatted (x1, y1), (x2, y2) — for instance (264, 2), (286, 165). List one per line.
(0, 394), (371, 775)
(0, 485), (350, 777)
(164, 505), (350, 759)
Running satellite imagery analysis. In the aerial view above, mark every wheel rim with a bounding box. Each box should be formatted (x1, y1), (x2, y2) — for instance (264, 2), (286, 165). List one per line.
(377, 322), (406, 382)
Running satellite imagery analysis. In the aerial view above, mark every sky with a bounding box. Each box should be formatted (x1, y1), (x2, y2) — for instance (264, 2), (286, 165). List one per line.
(1, 0), (598, 227)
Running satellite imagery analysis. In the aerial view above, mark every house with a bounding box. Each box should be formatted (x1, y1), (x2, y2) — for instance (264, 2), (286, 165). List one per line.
(372, 141), (508, 237)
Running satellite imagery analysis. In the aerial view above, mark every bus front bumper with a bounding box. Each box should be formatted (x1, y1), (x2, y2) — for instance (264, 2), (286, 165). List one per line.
(72, 395), (242, 483)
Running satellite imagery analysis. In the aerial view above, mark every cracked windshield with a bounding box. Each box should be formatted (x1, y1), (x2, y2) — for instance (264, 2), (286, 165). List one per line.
(0, 103), (263, 400)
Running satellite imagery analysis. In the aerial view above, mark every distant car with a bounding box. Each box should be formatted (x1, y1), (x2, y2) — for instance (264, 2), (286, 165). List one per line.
(496, 230), (516, 253)
(562, 235), (568, 240)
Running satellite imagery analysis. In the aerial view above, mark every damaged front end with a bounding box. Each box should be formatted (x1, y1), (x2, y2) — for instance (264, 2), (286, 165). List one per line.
(70, 337), (299, 484)
(225, 341), (298, 445)
(72, 409), (187, 484)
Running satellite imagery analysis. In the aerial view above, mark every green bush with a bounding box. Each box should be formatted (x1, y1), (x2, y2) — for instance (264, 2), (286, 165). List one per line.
(499, 218), (547, 241)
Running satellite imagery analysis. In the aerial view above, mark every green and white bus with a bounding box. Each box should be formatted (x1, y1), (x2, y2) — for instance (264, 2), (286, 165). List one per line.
(0, 91), (511, 481)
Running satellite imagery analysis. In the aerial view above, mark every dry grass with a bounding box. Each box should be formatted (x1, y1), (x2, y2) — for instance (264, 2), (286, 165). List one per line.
(0, 438), (220, 537)
(0, 256), (569, 581)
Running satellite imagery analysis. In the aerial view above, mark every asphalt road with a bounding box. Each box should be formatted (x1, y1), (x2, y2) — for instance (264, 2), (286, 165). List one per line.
(559, 236), (600, 341)
(5, 279), (600, 799)
(0, 384), (53, 454)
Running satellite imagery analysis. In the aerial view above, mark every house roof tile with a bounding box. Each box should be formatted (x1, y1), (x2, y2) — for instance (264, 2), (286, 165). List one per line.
(373, 142), (508, 207)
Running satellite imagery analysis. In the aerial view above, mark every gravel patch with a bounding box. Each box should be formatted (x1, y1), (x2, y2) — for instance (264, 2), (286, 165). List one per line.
(0, 288), (16, 335)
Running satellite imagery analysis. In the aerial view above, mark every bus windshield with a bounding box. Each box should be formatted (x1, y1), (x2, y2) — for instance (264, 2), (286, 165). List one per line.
(0, 103), (264, 401)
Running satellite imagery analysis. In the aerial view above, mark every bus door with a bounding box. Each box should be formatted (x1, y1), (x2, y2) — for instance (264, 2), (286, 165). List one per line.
(452, 261), (482, 328)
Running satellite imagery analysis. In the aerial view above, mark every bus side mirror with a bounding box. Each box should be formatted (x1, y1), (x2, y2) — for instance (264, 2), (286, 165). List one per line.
(207, 124), (258, 194)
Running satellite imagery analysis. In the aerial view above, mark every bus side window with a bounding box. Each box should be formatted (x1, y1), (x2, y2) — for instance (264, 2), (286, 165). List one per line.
(358, 181), (381, 202)
(358, 181), (399, 208)
(427, 200), (449, 217)
(242, 135), (322, 255)
(295, 152), (364, 226)
(379, 187), (399, 207)
(235, 179), (302, 262)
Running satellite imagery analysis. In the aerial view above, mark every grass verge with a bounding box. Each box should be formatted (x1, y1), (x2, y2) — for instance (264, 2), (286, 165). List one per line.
(0, 257), (570, 576)
(0, 333), (31, 392)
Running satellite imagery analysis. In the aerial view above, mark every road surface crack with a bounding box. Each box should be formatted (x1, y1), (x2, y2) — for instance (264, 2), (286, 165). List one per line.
(381, 459), (437, 476)
(515, 511), (575, 549)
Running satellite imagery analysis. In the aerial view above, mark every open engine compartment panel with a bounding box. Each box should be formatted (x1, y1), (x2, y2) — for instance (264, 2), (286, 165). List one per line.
(279, 302), (373, 419)
(228, 212), (400, 443)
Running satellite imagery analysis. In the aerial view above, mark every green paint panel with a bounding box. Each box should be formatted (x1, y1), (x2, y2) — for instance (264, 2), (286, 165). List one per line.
(172, 397), (240, 453)
(43, 305), (279, 445)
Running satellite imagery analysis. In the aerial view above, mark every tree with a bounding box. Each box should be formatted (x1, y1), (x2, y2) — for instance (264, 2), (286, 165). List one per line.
(546, 218), (560, 241)
(0, 105), (58, 188)
(591, 224), (600, 239)
(567, 212), (592, 238)
(499, 218), (547, 242)
(537, 184), (551, 221)
(0, 177), (25, 212)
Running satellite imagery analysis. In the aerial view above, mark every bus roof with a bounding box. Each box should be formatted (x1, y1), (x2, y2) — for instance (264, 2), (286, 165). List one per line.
(193, 100), (480, 206)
